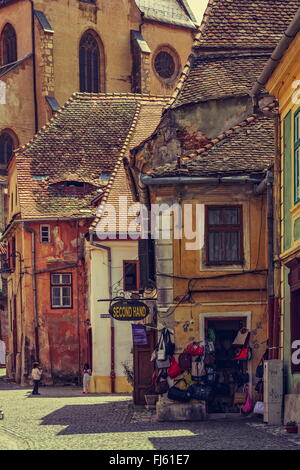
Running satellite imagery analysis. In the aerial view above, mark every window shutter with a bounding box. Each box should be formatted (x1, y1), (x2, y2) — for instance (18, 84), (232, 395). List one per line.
(138, 237), (155, 289)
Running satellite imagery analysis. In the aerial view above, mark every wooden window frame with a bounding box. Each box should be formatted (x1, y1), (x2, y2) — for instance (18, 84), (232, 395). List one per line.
(40, 225), (51, 244)
(205, 205), (244, 266)
(50, 273), (73, 309)
(123, 260), (140, 292)
(294, 108), (300, 204)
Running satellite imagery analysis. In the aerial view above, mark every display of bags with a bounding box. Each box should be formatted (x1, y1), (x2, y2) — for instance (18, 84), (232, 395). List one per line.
(156, 357), (170, 369)
(255, 379), (263, 394)
(241, 394), (253, 414)
(178, 352), (192, 370)
(253, 401), (264, 415)
(188, 383), (214, 402)
(233, 391), (247, 404)
(186, 342), (204, 356)
(232, 328), (250, 346)
(234, 346), (252, 361)
(164, 329), (175, 356)
(167, 379), (192, 403)
(256, 360), (264, 378)
(157, 330), (167, 361)
(191, 357), (206, 381)
(167, 356), (181, 379)
(155, 379), (169, 395)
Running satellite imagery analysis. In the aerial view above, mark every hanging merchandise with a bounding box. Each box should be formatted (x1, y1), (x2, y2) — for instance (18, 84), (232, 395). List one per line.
(132, 324), (148, 345)
(232, 328), (250, 346)
(253, 401), (264, 415)
(185, 342), (204, 356)
(191, 356), (206, 381)
(156, 357), (170, 369)
(255, 359), (264, 378)
(167, 356), (181, 379)
(205, 366), (216, 383)
(241, 384), (253, 415)
(255, 379), (263, 395)
(178, 352), (192, 370)
(204, 353), (215, 366)
(164, 329), (175, 356)
(205, 339), (215, 354)
(234, 346), (252, 361)
(155, 372), (169, 395)
(167, 379), (192, 403)
(188, 383), (214, 402)
(156, 329), (167, 360)
(208, 328), (216, 344)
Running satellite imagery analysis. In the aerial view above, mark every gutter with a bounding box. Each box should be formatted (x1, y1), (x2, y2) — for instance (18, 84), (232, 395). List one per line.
(140, 175), (264, 186)
(251, 7), (300, 98)
(89, 234), (115, 394)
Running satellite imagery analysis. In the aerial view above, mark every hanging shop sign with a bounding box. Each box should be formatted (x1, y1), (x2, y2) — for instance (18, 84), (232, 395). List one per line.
(109, 299), (150, 321)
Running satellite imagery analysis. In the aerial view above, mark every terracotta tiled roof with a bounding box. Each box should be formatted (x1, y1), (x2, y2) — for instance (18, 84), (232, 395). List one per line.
(172, 52), (270, 107)
(167, 0), (300, 109)
(150, 106), (276, 178)
(14, 93), (168, 221)
(135, 0), (196, 29)
(194, 0), (300, 49)
(90, 99), (168, 232)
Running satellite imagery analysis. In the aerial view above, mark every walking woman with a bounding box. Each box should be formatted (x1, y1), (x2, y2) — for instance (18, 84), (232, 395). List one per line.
(82, 363), (92, 394)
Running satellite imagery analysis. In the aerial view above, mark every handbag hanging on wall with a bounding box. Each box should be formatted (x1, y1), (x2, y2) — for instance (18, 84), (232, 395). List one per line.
(167, 356), (181, 379)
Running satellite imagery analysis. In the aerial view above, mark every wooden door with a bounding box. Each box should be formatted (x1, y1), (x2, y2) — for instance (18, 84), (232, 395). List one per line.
(13, 295), (17, 372)
(133, 329), (156, 405)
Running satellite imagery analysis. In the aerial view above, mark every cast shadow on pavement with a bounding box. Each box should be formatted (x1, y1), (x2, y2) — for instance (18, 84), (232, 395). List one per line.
(40, 401), (201, 437)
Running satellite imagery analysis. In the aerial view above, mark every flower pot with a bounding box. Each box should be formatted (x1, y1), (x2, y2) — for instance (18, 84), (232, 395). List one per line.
(144, 394), (158, 406)
(285, 426), (298, 434)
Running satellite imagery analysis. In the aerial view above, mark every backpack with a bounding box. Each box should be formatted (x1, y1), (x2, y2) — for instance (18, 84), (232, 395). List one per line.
(178, 352), (192, 371)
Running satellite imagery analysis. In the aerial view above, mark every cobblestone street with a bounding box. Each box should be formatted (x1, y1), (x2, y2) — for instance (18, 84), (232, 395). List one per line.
(0, 379), (300, 450)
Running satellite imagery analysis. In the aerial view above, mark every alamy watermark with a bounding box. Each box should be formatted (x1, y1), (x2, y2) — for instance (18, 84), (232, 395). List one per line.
(95, 196), (205, 251)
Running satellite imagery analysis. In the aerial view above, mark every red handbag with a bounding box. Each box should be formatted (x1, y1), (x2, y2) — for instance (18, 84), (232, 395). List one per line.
(185, 343), (204, 356)
(234, 347), (252, 361)
(167, 356), (181, 379)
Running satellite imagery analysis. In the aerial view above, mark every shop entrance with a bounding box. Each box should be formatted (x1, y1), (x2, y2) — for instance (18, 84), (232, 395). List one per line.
(205, 317), (248, 413)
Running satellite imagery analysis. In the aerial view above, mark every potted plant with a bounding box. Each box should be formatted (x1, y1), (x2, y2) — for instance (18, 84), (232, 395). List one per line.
(285, 421), (298, 433)
(144, 385), (158, 406)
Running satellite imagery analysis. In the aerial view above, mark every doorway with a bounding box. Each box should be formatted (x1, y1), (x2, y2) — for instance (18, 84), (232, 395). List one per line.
(205, 317), (249, 413)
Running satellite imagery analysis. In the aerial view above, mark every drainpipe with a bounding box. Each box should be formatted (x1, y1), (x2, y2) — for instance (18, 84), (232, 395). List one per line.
(89, 234), (115, 393)
(25, 226), (39, 361)
(255, 171), (274, 359)
(140, 175), (263, 186)
(29, 0), (39, 133)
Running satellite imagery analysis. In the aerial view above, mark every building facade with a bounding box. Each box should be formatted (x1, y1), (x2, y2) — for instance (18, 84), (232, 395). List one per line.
(254, 8), (300, 422)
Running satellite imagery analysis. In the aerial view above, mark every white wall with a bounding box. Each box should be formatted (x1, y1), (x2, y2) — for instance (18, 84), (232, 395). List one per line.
(89, 240), (138, 378)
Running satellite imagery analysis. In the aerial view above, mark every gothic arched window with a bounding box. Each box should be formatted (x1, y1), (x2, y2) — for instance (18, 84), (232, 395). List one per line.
(79, 30), (104, 93)
(0, 131), (17, 165)
(1, 24), (17, 65)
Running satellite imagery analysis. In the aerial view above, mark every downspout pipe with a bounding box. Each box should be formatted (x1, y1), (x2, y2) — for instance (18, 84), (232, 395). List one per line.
(29, 0), (39, 134)
(25, 226), (39, 361)
(251, 7), (300, 98)
(89, 233), (115, 394)
(255, 171), (275, 359)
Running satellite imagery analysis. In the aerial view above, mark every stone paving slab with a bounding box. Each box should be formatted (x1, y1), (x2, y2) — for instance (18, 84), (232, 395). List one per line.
(0, 382), (299, 450)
